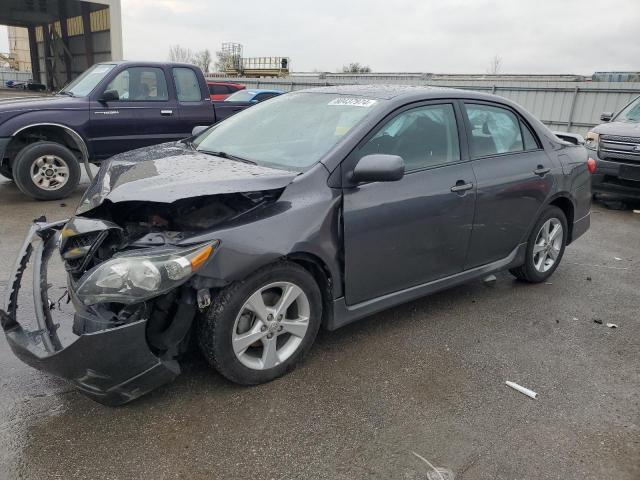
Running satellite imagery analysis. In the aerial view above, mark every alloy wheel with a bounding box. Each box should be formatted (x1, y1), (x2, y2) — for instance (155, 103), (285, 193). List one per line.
(532, 218), (563, 273)
(30, 155), (70, 191)
(232, 281), (310, 370)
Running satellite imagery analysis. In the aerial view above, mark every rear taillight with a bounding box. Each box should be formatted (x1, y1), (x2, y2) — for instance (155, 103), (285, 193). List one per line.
(587, 157), (597, 174)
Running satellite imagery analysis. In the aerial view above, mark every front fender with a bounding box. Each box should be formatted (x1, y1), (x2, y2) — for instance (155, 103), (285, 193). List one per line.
(0, 108), (90, 138)
(0, 112), (92, 163)
(179, 165), (344, 299)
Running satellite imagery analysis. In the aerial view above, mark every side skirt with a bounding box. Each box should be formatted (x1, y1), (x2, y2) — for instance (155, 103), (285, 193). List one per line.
(326, 243), (527, 331)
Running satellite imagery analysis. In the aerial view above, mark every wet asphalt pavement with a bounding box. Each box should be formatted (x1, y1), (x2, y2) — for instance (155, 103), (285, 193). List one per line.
(0, 175), (638, 480)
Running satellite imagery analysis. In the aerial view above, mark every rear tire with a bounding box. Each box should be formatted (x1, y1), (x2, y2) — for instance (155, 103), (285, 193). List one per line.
(12, 142), (81, 200)
(198, 261), (322, 385)
(510, 206), (568, 283)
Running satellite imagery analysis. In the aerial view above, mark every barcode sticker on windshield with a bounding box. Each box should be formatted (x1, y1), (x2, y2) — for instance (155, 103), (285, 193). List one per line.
(328, 98), (377, 107)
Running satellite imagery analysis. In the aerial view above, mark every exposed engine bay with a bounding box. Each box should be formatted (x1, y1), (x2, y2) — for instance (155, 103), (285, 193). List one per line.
(85, 189), (283, 240)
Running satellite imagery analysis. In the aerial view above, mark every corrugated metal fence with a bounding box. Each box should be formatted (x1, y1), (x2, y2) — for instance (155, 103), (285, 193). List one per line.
(207, 73), (640, 136)
(0, 69), (33, 84)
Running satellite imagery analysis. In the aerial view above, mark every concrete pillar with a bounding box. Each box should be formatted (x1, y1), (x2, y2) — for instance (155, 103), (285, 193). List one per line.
(27, 26), (41, 83)
(42, 24), (54, 90)
(81, 3), (95, 68)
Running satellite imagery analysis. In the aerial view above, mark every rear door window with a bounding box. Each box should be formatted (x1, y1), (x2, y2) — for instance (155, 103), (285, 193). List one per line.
(173, 68), (202, 101)
(209, 84), (229, 95)
(464, 104), (524, 157)
(254, 92), (279, 102)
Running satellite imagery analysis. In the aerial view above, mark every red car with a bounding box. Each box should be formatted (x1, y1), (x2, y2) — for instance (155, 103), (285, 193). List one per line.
(207, 81), (246, 101)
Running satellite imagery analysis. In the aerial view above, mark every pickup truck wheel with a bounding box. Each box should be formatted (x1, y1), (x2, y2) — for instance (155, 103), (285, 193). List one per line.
(509, 206), (568, 283)
(12, 142), (80, 200)
(0, 163), (12, 180)
(198, 261), (322, 385)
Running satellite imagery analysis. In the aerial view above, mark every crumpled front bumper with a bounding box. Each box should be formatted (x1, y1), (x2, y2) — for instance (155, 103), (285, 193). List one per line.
(0, 221), (180, 406)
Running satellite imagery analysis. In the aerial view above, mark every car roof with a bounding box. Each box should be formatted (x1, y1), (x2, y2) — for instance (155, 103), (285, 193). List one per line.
(294, 84), (506, 103)
(207, 81), (245, 86)
(244, 89), (284, 94)
(97, 60), (199, 69)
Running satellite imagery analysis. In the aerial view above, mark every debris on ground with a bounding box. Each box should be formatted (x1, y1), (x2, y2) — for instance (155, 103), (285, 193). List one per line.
(594, 318), (603, 325)
(505, 381), (538, 399)
(411, 452), (455, 480)
(545, 282), (553, 285)
(60, 203), (66, 207)
(586, 276), (592, 281)
(606, 323), (618, 329)
(633, 210), (640, 214)
(614, 257), (622, 261)
(483, 274), (496, 285)
(427, 468), (455, 480)
(572, 317), (579, 321)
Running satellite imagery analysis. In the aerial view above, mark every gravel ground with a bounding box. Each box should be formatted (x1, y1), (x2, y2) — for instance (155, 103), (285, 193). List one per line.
(0, 175), (638, 480)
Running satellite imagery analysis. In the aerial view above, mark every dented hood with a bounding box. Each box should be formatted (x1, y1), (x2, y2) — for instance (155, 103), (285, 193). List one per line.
(77, 142), (298, 214)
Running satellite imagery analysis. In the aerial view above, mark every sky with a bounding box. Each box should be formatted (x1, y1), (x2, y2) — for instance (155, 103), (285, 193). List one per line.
(2, 0), (639, 74)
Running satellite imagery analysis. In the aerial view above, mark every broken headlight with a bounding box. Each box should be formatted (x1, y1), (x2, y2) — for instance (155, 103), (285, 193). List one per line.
(585, 131), (599, 151)
(75, 241), (217, 305)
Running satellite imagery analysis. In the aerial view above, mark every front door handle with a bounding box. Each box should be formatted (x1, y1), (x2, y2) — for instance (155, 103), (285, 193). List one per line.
(160, 109), (173, 116)
(450, 181), (474, 193)
(534, 165), (551, 176)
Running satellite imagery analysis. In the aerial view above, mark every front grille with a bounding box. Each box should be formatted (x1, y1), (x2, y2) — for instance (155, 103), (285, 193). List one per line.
(599, 134), (640, 163)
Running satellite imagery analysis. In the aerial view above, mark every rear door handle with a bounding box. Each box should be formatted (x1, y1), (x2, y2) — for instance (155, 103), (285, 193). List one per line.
(450, 181), (474, 193)
(160, 109), (173, 116)
(534, 166), (551, 176)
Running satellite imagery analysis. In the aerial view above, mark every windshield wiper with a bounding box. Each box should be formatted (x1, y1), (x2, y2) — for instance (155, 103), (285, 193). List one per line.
(57, 90), (74, 97)
(198, 150), (257, 165)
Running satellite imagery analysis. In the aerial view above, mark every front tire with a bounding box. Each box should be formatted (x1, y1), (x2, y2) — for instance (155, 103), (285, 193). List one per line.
(198, 261), (322, 385)
(12, 142), (81, 200)
(510, 206), (568, 283)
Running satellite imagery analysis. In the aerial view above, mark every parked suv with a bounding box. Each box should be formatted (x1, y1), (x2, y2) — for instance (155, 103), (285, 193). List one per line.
(1, 86), (592, 405)
(587, 95), (640, 199)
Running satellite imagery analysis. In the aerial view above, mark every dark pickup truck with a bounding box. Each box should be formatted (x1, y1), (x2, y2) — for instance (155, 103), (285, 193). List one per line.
(0, 61), (228, 200)
(587, 94), (640, 199)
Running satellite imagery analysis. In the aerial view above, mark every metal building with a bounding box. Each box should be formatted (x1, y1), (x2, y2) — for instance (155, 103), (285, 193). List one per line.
(0, 0), (122, 90)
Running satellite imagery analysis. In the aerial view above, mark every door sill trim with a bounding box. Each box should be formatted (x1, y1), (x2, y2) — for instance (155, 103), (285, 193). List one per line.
(327, 243), (526, 330)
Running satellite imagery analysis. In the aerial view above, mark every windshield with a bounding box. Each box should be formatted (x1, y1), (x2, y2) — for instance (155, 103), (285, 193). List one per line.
(225, 90), (256, 102)
(615, 96), (640, 123)
(193, 93), (382, 171)
(60, 64), (116, 97)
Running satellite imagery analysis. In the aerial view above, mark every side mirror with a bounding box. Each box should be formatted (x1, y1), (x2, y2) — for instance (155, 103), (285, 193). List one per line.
(600, 112), (613, 122)
(553, 131), (585, 145)
(101, 89), (120, 102)
(351, 154), (404, 184)
(191, 125), (209, 137)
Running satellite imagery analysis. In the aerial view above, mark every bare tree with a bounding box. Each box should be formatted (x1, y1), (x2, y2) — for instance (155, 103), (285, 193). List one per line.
(193, 49), (212, 73)
(487, 55), (503, 74)
(214, 50), (227, 72)
(341, 62), (372, 74)
(168, 45), (194, 63)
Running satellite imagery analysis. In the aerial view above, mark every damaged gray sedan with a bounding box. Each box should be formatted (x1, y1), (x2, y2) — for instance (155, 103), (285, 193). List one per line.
(1, 86), (592, 405)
